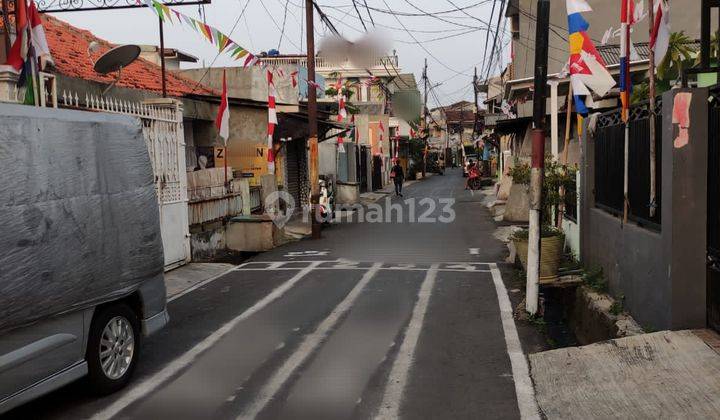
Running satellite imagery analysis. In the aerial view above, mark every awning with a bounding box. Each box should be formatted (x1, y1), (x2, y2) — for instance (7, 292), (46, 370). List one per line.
(494, 117), (532, 135)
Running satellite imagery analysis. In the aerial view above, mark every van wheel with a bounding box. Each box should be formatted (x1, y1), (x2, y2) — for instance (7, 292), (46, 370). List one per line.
(86, 303), (141, 395)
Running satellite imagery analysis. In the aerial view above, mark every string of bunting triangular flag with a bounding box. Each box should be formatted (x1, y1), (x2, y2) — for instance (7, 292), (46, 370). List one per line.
(141, 0), (259, 67)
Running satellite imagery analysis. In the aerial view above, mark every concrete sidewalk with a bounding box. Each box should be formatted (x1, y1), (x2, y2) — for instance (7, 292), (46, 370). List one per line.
(530, 330), (720, 419)
(164, 263), (236, 301)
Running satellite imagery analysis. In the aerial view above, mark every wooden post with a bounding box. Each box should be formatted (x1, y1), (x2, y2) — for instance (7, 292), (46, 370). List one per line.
(158, 16), (167, 98)
(422, 58), (428, 178)
(306, 0), (320, 238)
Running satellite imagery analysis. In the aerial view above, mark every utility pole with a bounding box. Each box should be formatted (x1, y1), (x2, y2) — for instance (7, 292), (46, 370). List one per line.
(526, 0), (550, 315)
(473, 67), (479, 136)
(422, 58), (428, 178)
(306, 0), (320, 239)
(473, 67), (480, 170)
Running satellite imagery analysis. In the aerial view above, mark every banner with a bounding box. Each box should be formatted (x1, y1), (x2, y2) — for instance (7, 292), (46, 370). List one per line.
(143, 0), (258, 67)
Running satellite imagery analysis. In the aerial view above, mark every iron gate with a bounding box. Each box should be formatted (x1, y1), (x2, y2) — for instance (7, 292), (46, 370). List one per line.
(708, 90), (720, 332)
(62, 93), (190, 270)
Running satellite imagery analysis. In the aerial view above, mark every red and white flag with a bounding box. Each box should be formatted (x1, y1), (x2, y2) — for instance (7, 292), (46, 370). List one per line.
(267, 69), (277, 173)
(29, 1), (53, 69)
(7, 0), (29, 73)
(650, 0), (670, 67)
(215, 69), (230, 143)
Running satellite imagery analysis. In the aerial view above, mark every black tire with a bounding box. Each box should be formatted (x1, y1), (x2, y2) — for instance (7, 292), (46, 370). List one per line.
(85, 303), (141, 395)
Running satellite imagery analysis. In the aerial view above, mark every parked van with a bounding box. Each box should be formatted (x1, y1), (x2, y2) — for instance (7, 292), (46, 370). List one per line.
(0, 105), (168, 413)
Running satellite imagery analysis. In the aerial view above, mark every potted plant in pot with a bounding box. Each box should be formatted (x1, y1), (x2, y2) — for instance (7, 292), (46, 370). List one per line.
(511, 157), (569, 282)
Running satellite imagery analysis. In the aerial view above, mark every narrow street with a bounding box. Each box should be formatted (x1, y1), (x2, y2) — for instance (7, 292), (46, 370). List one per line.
(7, 169), (536, 420)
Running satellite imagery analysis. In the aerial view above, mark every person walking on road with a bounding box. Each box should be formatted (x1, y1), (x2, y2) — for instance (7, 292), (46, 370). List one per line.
(391, 159), (405, 197)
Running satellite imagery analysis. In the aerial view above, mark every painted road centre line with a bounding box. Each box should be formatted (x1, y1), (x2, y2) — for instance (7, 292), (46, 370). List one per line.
(375, 264), (440, 420)
(489, 263), (540, 420)
(92, 262), (322, 420)
(237, 263), (383, 420)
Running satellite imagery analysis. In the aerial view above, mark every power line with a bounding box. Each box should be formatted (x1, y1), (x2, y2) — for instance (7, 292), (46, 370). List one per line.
(351, 0), (367, 32)
(349, 1), (492, 18)
(380, 0), (472, 78)
(320, 5), (474, 34)
(362, 0), (375, 27)
(399, 0), (491, 31)
(259, 0), (302, 50)
(278, 0), (291, 50)
(478, 0), (498, 81)
(483, 0), (507, 82)
(321, 9), (483, 46)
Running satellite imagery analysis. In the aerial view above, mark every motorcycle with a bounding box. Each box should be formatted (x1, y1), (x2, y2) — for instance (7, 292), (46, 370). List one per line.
(318, 176), (334, 223)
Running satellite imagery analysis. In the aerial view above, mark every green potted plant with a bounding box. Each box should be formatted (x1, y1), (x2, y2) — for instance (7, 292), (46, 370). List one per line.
(511, 157), (568, 282)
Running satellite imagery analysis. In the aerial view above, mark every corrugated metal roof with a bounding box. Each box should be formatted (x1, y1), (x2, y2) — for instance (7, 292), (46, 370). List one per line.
(597, 41), (700, 66)
(389, 73), (418, 91)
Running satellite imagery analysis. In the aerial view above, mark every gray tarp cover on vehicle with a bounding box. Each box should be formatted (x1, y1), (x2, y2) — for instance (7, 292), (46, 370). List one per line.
(0, 104), (164, 333)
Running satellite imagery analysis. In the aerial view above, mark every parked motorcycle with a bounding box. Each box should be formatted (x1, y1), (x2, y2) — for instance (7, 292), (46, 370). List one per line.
(319, 176), (334, 223)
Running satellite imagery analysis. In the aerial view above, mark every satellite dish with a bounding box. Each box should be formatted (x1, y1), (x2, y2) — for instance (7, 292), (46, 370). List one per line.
(94, 44), (141, 74)
(93, 44), (141, 94)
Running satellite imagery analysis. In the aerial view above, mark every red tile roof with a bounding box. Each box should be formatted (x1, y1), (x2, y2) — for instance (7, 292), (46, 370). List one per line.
(41, 14), (215, 97)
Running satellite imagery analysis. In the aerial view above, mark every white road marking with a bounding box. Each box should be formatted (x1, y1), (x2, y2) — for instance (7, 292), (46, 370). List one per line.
(375, 264), (439, 420)
(92, 262), (322, 420)
(233, 261), (492, 273)
(233, 267), (491, 273)
(236, 260), (339, 269)
(489, 263), (541, 420)
(168, 265), (239, 303)
(469, 248), (480, 255)
(284, 250), (329, 257)
(237, 263), (383, 419)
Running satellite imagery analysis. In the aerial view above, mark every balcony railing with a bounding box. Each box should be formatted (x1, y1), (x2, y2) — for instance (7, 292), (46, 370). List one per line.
(483, 113), (508, 127)
(260, 55), (399, 70)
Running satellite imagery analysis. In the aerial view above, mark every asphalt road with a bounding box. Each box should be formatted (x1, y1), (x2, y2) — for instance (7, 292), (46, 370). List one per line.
(8, 168), (539, 420)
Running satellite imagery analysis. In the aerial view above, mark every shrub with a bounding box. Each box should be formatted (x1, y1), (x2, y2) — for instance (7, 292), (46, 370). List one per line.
(509, 161), (530, 185)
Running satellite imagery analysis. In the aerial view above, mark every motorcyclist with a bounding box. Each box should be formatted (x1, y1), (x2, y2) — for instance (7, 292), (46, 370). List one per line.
(465, 159), (480, 190)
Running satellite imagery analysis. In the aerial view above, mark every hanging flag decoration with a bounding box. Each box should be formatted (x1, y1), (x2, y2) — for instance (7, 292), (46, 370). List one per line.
(267, 70), (277, 173)
(650, 0), (670, 68)
(7, 0), (29, 73)
(215, 69), (230, 143)
(620, 0), (635, 122)
(290, 70), (298, 88)
(144, 0), (258, 67)
(566, 0), (616, 117)
(335, 79), (346, 153)
(29, 1), (53, 69)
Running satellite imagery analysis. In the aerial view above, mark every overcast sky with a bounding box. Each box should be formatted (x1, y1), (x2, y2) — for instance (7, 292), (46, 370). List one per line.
(50, 0), (511, 107)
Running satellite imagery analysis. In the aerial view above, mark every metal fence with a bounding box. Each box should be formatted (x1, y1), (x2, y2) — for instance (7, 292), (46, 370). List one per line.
(564, 174), (578, 222)
(250, 186), (263, 213)
(709, 89), (720, 332)
(594, 99), (662, 230)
